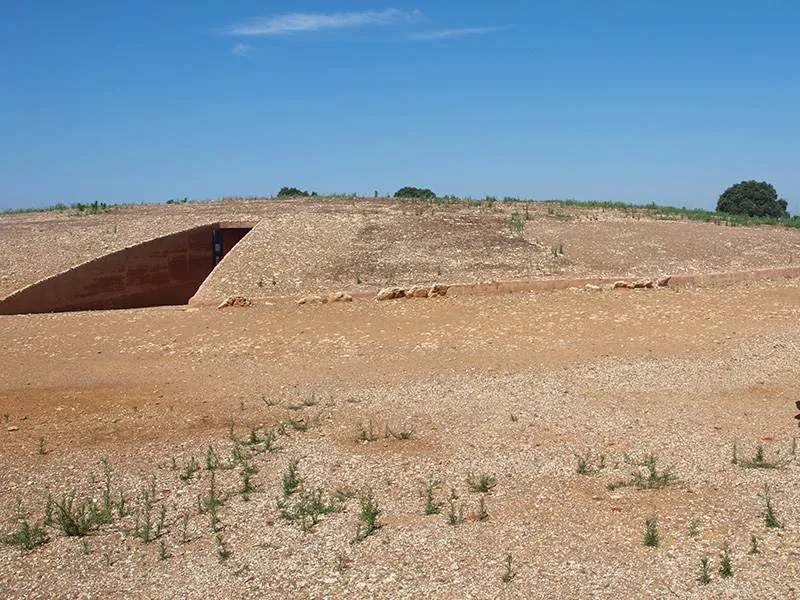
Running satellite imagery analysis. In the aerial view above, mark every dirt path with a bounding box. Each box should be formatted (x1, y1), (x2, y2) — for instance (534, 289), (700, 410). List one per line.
(1, 279), (800, 598)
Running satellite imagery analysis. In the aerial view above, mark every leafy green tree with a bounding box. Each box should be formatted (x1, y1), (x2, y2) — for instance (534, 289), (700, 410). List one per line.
(277, 187), (316, 198)
(394, 187), (436, 200)
(716, 181), (788, 218)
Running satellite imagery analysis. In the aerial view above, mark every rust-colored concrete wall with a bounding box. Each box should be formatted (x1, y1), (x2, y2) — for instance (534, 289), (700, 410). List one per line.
(0, 226), (215, 314)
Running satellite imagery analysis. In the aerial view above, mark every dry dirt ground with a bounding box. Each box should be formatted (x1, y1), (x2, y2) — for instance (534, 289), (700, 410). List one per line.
(1, 200), (800, 599)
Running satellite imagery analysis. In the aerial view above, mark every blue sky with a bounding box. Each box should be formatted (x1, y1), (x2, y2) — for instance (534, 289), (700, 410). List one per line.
(1, 1), (798, 212)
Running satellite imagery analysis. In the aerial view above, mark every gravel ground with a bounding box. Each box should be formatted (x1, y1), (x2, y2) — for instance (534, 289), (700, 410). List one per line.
(1, 276), (799, 598)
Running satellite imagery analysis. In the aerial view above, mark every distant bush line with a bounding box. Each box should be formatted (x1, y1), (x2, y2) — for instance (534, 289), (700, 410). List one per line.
(3, 195), (798, 229)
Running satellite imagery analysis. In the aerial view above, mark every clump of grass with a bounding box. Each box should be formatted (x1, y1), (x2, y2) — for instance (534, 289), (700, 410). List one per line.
(355, 488), (381, 541)
(199, 471), (225, 533)
(158, 539), (170, 560)
(509, 211), (524, 233)
(357, 420), (379, 442)
(501, 553), (516, 583)
(53, 492), (95, 537)
(575, 450), (605, 475)
(472, 496), (489, 522)
(466, 474), (497, 494)
(607, 454), (676, 490)
(644, 517), (659, 547)
(719, 544), (733, 578)
(260, 430), (278, 453)
(749, 534), (760, 555)
(277, 488), (339, 532)
(133, 482), (157, 543)
(689, 518), (700, 538)
(447, 489), (464, 526)
(386, 425), (415, 440)
(115, 490), (128, 519)
(760, 484), (782, 529)
(180, 456), (200, 482)
(700, 557), (711, 585)
(423, 477), (443, 515)
(205, 446), (220, 471)
(287, 417), (309, 432)
(282, 458), (302, 497)
(215, 533), (231, 562)
(239, 461), (258, 501)
(733, 443), (784, 469)
(2, 519), (48, 552)
(246, 428), (261, 446)
(43, 494), (54, 527)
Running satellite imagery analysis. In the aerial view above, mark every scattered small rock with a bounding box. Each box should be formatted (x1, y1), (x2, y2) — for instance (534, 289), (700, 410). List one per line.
(375, 287), (406, 301)
(327, 291), (353, 303)
(428, 284), (449, 297)
(217, 295), (252, 309)
(405, 285), (430, 298)
(7, 426), (19, 432)
(613, 281), (631, 289)
(584, 284), (603, 291)
(656, 275), (671, 287)
(297, 295), (324, 305)
(632, 279), (654, 289)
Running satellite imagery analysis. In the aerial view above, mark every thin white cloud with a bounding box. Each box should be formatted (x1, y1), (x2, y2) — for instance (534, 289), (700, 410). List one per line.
(228, 8), (421, 36)
(232, 43), (253, 57)
(411, 26), (507, 41)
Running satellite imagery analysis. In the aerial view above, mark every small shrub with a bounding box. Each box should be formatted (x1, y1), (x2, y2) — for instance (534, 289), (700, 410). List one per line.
(719, 544), (733, 578)
(447, 488), (464, 526)
(689, 518), (700, 538)
(205, 446), (220, 471)
(749, 534), (760, 555)
(575, 450), (605, 475)
(355, 488), (381, 541)
(2, 519), (48, 552)
(760, 484), (782, 529)
(158, 539), (170, 560)
(423, 476), (443, 515)
(215, 533), (231, 562)
(608, 454), (676, 491)
(277, 488), (339, 532)
(700, 557), (711, 585)
(386, 425), (414, 440)
(467, 474), (497, 494)
(510, 212), (524, 233)
(357, 420), (379, 443)
(734, 444), (784, 469)
(53, 492), (95, 537)
(644, 517), (659, 547)
(282, 458), (302, 497)
(473, 496), (489, 522)
(180, 456), (200, 481)
(501, 553), (516, 583)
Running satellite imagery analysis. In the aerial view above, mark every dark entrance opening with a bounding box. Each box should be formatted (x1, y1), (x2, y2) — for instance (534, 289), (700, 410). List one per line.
(213, 227), (252, 265)
(0, 221), (255, 315)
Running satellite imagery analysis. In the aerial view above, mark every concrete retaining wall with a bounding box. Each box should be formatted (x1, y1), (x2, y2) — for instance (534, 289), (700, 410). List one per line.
(0, 225), (216, 314)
